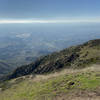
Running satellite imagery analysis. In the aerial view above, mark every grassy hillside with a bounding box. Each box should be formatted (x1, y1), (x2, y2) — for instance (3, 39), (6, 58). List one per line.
(5, 39), (100, 80)
(0, 39), (100, 100)
(0, 65), (100, 100)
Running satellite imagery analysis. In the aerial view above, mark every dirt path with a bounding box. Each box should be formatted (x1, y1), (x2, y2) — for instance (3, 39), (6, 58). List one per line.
(27, 64), (100, 82)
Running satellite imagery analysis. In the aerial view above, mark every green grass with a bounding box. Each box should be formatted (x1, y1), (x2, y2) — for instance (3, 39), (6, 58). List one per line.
(0, 70), (100, 100)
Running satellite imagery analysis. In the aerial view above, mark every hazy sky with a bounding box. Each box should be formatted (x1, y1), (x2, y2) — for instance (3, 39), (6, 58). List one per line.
(0, 0), (100, 23)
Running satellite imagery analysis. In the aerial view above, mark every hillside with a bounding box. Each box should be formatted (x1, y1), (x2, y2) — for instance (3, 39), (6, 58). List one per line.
(0, 39), (100, 100)
(0, 61), (12, 76)
(4, 39), (100, 80)
(0, 32), (100, 76)
(0, 65), (100, 100)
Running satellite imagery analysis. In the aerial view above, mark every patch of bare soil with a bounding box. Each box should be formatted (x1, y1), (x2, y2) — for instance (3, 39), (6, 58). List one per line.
(53, 89), (100, 100)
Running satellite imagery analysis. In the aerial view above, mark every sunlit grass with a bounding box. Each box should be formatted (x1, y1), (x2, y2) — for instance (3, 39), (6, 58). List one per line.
(0, 68), (100, 100)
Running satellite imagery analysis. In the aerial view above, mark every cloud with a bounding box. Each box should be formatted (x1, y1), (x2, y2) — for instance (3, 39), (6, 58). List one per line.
(16, 33), (31, 38)
(0, 19), (100, 24)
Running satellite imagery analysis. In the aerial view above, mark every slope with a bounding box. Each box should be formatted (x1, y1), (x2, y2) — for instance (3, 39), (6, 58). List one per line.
(0, 65), (100, 100)
(5, 39), (100, 80)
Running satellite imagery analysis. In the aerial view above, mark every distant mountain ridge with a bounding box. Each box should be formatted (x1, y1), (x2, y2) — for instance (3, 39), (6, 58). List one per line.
(3, 39), (100, 80)
(0, 61), (12, 76)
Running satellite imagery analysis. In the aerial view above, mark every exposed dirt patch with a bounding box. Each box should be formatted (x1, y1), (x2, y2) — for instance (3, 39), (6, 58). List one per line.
(53, 89), (100, 100)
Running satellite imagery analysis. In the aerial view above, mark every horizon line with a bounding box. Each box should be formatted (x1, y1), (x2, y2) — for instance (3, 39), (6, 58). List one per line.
(0, 19), (100, 24)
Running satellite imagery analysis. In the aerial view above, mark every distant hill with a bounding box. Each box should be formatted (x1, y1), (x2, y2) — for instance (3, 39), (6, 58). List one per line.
(4, 39), (100, 80)
(0, 61), (13, 76)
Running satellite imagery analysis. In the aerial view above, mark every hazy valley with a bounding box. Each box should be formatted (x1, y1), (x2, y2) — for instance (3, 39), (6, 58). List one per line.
(0, 24), (100, 75)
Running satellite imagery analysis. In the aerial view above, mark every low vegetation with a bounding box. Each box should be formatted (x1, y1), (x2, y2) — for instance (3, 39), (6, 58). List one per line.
(0, 66), (100, 100)
(0, 39), (100, 100)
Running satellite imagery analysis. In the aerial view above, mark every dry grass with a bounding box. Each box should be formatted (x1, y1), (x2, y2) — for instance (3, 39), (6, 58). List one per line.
(0, 64), (100, 100)
(27, 64), (100, 82)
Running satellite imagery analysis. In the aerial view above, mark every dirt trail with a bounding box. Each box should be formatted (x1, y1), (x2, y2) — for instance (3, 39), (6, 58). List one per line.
(28, 64), (100, 82)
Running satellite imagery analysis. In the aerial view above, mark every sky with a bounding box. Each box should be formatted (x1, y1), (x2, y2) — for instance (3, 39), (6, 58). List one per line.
(0, 0), (100, 23)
